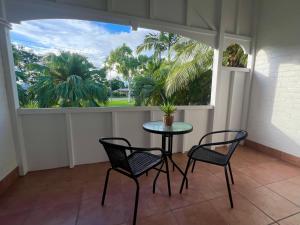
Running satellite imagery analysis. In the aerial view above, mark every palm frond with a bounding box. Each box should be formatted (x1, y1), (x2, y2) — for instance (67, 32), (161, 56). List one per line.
(166, 40), (213, 96)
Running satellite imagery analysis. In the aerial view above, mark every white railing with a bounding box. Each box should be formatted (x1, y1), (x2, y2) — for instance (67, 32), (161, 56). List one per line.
(17, 105), (214, 171)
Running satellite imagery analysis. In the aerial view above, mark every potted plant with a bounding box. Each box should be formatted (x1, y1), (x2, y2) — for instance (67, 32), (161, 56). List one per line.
(160, 103), (176, 126)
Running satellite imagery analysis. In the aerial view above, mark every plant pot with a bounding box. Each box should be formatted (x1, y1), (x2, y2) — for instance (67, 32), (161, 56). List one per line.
(163, 115), (174, 126)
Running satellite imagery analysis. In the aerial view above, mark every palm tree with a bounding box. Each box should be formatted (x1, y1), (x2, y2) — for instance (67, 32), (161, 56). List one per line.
(133, 59), (170, 106)
(106, 44), (140, 102)
(30, 52), (109, 107)
(223, 44), (248, 67)
(136, 32), (178, 62)
(165, 38), (213, 96)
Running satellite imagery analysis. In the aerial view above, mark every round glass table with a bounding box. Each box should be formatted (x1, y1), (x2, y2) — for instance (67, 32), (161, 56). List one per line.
(143, 121), (193, 192)
(143, 121), (193, 136)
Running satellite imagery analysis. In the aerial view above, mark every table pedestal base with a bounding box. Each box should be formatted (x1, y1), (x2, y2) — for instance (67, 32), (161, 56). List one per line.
(162, 134), (188, 190)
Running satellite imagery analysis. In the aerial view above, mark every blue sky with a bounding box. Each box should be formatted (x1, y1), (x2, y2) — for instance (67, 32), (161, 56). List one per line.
(10, 19), (156, 72)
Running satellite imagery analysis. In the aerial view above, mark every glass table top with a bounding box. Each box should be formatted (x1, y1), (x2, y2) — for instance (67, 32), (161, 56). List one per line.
(143, 121), (193, 135)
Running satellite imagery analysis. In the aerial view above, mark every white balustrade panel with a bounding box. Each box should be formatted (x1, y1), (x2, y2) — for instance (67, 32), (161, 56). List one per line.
(21, 113), (69, 171)
(18, 106), (214, 172)
(71, 112), (112, 165)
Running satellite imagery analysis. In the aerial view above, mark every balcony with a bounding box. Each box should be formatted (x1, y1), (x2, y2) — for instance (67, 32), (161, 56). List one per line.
(1, 0), (300, 225)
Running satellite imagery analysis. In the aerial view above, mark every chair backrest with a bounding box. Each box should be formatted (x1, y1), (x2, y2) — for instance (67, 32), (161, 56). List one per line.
(225, 130), (248, 163)
(99, 138), (132, 173)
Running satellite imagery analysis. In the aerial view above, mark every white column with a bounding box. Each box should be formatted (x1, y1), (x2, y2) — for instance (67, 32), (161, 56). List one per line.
(243, 0), (259, 131)
(0, 0), (28, 175)
(210, 0), (226, 142)
(210, 0), (225, 107)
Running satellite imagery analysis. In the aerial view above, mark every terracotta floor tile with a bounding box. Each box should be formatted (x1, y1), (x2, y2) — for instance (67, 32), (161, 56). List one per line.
(186, 173), (230, 201)
(240, 187), (300, 220)
(210, 194), (274, 225)
(238, 164), (287, 185)
(278, 213), (300, 225)
(34, 187), (82, 209)
(77, 196), (132, 225)
(259, 161), (300, 179)
(153, 172), (206, 210)
(133, 211), (178, 225)
(215, 170), (263, 195)
(287, 176), (300, 186)
(230, 157), (253, 169)
(173, 201), (227, 225)
(0, 193), (37, 216)
(267, 180), (300, 206)
(23, 203), (78, 225)
(201, 163), (224, 174)
(0, 210), (29, 225)
(82, 180), (105, 200)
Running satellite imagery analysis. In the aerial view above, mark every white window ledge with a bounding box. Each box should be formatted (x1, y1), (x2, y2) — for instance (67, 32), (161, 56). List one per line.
(17, 105), (214, 115)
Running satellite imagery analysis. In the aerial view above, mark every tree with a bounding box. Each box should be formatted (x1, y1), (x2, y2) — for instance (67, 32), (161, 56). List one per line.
(171, 70), (212, 105)
(165, 38), (213, 97)
(30, 52), (109, 107)
(12, 45), (42, 106)
(132, 60), (170, 106)
(223, 44), (248, 67)
(110, 78), (125, 91)
(106, 44), (139, 101)
(136, 32), (179, 62)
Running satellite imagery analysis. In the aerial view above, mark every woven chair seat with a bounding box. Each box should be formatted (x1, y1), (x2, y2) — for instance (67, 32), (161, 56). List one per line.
(188, 147), (227, 166)
(128, 152), (162, 176)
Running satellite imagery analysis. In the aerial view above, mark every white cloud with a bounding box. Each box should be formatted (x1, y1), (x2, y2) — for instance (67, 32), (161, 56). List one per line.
(11, 19), (157, 68)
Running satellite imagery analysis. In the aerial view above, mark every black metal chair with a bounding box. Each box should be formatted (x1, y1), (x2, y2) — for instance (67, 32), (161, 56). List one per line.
(179, 130), (248, 208)
(99, 137), (171, 225)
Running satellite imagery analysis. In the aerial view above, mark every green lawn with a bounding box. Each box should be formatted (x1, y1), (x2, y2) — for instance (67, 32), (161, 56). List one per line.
(106, 98), (135, 107)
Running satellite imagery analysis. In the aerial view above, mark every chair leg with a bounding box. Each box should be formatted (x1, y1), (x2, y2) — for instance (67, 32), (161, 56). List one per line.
(153, 161), (164, 194)
(224, 166), (233, 208)
(180, 158), (192, 194)
(228, 162), (234, 185)
(132, 178), (140, 225)
(101, 168), (112, 206)
(191, 160), (196, 173)
(165, 157), (171, 196)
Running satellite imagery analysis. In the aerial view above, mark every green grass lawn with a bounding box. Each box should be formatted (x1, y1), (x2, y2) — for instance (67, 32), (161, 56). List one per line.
(106, 98), (135, 107)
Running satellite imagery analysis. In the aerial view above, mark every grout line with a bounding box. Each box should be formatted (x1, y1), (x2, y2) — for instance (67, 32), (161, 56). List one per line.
(237, 191), (276, 223)
(237, 178), (300, 223)
(235, 161), (300, 188)
(170, 199), (210, 211)
(265, 185), (300, 208)
(264, 174), (300, 186)
(74, 187), (83, 225)
(274, 211), (300, 224)
(169, 209), (181, 225)
(267, 222), (279, 225)
(20, 192), (44, 225)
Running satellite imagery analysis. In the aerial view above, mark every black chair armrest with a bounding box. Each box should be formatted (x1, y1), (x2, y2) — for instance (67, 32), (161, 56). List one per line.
(99, 137), (131, 147)
(198, 129), (248, 145)
(198, 130), (243, 145)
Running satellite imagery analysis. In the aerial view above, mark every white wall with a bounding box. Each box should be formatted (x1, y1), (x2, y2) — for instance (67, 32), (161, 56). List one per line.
(213, 68), (250, 142)
(0, 48), (17, 180)
(248, 0), (300, 156)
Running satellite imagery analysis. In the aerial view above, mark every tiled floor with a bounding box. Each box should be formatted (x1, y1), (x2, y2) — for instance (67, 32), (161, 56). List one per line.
(2, 146), (300, 225)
